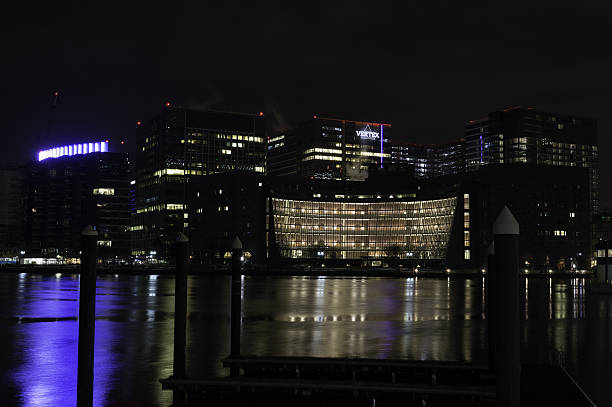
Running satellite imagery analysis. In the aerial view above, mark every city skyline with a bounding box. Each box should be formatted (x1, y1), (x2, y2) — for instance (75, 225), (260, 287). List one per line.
(4, 2), (612, 207)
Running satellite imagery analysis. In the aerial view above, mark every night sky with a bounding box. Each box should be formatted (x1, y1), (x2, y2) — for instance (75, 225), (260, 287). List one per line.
(4, 2), (611, 205)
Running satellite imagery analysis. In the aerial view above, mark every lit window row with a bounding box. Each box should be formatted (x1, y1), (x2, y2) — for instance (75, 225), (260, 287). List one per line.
(154, 168), (185, 177)
(303, 155), (343, 162)
(304, 148), (342, 155)
(214, 134), (264, 143)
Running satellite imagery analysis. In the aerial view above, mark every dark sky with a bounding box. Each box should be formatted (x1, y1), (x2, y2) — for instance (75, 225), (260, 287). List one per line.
(4, 1), (612, 205)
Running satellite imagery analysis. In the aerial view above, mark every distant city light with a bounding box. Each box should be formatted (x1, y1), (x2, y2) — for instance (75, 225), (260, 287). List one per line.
(38, 141), (109, 161)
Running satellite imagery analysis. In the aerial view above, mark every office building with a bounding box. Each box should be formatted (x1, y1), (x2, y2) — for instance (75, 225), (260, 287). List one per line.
(187, 172), (463, 267)
(464, 107), (599, 214)
(267, 117), (391, 181)
(185, 163), (591, 271)
(25, 141), (131, 261)
(425, 164), (592, 270)
(132, 107), (266, 259)
(390, 140), (464, 178)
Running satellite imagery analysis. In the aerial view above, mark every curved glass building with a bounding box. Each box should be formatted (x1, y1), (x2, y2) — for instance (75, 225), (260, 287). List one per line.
(271, 197), (457, 261)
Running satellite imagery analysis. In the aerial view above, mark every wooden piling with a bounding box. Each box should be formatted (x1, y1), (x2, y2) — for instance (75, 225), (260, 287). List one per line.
(230, 236), (243, 377)
(173, 233), (189, 406)
(77, 225), (98, 407)
(487, 242), (496, 373)
(493, 206), (521, 407)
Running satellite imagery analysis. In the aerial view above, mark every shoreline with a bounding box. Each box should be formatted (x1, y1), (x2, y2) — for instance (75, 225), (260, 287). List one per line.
(0, 264), (592, 279)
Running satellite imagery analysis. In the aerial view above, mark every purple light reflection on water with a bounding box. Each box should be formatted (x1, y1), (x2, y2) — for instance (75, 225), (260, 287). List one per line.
(5, 274), (172, 407)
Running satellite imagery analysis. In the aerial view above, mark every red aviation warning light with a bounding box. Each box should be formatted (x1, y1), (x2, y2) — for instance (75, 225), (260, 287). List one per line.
(137, 121), (141, 126)
(259, 111), (264, 116)
(121, 141), (125, 145)
(165, 102), (171, 107)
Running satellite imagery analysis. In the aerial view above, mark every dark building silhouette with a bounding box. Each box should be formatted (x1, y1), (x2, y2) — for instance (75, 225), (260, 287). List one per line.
(425, 164), (592, 270)
(267, 117), (391, 181)
(132, 107), (266, 259)
(25, 144), (131, 261)
(0, 165), (25, 258)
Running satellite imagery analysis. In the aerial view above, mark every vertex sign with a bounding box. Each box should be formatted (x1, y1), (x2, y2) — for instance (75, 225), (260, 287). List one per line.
(356, 124), (380, 141)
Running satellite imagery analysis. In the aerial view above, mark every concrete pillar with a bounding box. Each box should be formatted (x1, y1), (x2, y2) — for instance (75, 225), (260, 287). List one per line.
(77, 225), (98, 407)
(493, 206), (521, 407)
(173, 233), (189, 407)
(230, 236), (243, 377)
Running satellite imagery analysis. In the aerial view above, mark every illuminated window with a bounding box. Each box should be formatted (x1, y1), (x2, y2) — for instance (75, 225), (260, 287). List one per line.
(93, 188), (114, 195)
(569, 212), (575, 218)
(97, 240), (112, 247)
(166, 204), (185, 210)
(154, 168), (184, 177)
(464, 249), (470, 260)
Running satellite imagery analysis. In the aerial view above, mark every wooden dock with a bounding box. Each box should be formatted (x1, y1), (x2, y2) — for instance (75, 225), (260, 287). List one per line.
(161, 356), (496, 406)
(160, 355), (595, 406)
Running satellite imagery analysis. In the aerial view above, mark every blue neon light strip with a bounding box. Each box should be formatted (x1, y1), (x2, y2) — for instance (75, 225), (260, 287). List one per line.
(38, 141), (109, 161)
(380, 124), (384, 167)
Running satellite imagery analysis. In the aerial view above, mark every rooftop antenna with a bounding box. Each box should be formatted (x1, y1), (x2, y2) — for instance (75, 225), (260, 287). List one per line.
(40, 90), (60, 149)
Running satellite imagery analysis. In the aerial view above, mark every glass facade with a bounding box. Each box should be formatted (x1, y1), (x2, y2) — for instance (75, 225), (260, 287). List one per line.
(271, 197), (457, 260)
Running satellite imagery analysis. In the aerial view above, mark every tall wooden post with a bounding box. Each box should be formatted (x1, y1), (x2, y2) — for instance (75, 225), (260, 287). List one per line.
(493, 206), (521, 407)
(77, 225), (98, 407)
(230, 236), (243, 377)
(487, 242), (497, 372)
(173, 233), (189, 406)
(605, 240), (609, 282)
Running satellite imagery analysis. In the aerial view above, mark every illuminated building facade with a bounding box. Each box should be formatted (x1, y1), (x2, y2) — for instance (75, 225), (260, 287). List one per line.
(270, 197), (457, 262)
(133, 107), (266, 259)
(390, 140), (464, 178)
(267, 117), (390, 181)
(25, 146), (131, 260)
(187, 173), (463, 267)
(465, 107), (599, 214)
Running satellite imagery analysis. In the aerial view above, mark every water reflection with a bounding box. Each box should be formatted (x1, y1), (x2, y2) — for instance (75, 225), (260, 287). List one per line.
(1, 274), (611, 406)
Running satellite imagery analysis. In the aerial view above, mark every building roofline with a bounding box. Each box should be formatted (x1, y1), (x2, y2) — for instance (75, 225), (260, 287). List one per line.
(311, 116), (391, 127)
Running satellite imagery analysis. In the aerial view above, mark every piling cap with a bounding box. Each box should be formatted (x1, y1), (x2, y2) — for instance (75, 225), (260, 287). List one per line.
(493, 206), (519, 235)
(176, 232), (189, 243)
(232, 236), (243, 250)
(488, 242), (495, 255)
(81, 225), (98, 236)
